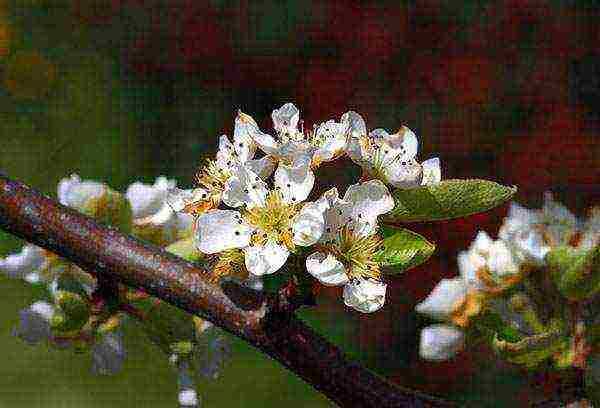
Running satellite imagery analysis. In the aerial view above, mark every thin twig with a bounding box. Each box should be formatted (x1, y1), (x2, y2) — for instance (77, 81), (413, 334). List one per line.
(0, 175), (451, 408)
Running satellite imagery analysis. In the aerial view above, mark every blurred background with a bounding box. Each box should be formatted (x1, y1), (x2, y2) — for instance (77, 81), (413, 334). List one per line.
(0, 0), (598, 406)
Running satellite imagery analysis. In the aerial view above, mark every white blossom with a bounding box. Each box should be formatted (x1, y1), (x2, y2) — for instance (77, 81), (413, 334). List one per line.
(305, 180), (394, 313)
(58, 174), (106, 210)
(195, 165), (328, 276)
(350, 126), (441, 188)
(415, 278), (467, 321)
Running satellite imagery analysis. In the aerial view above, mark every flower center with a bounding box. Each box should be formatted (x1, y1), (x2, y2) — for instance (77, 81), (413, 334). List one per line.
(210, 249), (248, 283)
(196, 160), (231, 205)
(243, 191), (300, 250)
(321, 226), (382, 280)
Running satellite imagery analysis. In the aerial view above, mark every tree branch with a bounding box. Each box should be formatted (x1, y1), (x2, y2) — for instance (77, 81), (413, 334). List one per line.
(0, 175), (452, 408)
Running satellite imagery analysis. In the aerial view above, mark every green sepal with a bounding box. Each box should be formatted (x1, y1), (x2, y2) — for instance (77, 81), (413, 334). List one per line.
(385, 179), (517, 223)
(548, 245), (600, 301)
(467, 310), (524, 345)
(373, 226), (435, 274)
(491, 326), (567, 369)
(165, 237), (204, 263)
(53, 291), (91, 332)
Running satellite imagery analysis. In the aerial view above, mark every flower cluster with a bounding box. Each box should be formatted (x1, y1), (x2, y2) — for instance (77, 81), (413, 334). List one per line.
(1, 174), (229, 408)
(416, 193), (599, 373)
(166, 103), (440, 313)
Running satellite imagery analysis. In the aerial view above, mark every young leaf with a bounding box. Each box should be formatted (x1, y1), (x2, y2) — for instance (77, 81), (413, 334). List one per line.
(374, 226), (435, 274)
(385, 179), (517, 223)
(492, 328), (567, 369)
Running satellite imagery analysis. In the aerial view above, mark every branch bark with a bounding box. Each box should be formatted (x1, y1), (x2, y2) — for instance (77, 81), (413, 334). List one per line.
(0, 175), (452, 408)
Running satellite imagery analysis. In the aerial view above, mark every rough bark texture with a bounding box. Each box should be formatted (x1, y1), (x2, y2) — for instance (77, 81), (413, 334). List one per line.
(0, 175), (452, 408)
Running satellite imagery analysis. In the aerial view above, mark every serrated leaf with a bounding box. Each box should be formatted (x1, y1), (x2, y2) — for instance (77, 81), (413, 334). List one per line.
(374, 226), (435, 274)
(385, 179), (517, 223)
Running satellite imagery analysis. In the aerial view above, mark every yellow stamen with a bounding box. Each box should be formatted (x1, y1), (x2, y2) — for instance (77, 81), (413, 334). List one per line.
(210, 249), (248, 283)
(319, 226), (383, 280)
(242, 191), (300, 251)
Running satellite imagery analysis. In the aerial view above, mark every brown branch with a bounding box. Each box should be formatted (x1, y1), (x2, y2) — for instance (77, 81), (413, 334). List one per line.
(0, 175), (452, 408)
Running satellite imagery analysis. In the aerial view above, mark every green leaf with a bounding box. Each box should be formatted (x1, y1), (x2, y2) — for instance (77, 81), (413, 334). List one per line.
(373, 226), (435, 274)
(165, 237), (204, 263)
(385, 179), (517, 223)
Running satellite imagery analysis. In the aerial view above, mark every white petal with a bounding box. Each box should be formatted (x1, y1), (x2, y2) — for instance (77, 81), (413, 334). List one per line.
(305, 252), (348, 286)
(272, 102), (300, 138)
(222, 165), (268, 208)
(320, 188), (351, 242)
(341, 111), (367, 139)
(166, 187), (211, 212)
(276, 140), (315, 162)
(244, 240), (290, 276)
(457, 251), (486, 291)
(195, 210), (254, 254)
(0, 244), (45, 280)
(419, 324), (465, 361)
(384, 158), (423, 188)
(312, 120), (349, 163)
(274, 155), (315, 204)
(215, 135), (238, 171)
(472, 231), (493, 253)
(388, 126), (418, 158)
(415, 278), (467, 321)
(233, 112), (258, 162)
(252, 131), (280, 156)
(421, 157), (441, 185)
(126, 176), (176, 219)
(343, 279), (387, 313)
(292, 198), (329, 246)
(57, 175), (106, 209)
(487, 240), (520, 278)
(342, 180), (394, 236)
(245, 155), (277, 180)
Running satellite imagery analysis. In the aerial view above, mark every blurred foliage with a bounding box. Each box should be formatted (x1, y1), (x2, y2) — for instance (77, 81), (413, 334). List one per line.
(0, 0), (597, 406)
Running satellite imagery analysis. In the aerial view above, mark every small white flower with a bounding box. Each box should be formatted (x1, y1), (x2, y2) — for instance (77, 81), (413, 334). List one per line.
(0, 244), (46, 282)
(195, 166), (329, 276)
(272, 102), (301, 140)
(12, 301), (55, 345)
(352, 126), (441, 189)
(91, 332), (126, 375)
(305, 180), (394, 313)
(499, 195), (578, 266)
(343, 278), (387, 313)
(127, 177), (194, 245)
(58, 174), (106, 210)
(178, 389), (198, 407)
(419, 324), (465, 361)
(458, 231), (521, 292)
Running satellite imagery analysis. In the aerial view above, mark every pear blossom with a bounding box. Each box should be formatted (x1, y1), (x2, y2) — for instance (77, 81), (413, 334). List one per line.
(127, 176), (194, 245)
(251, 103), (352, 169)
(305, 180), (394, 313)
(351, 126), (441, 188)
(499, 193), (578, 265)
(341, 111), (368, 163)
(167, 111), (276, 217)
(419, 324), (465, 361)
(458, 231), (521, 293)
(194, 164), (327, 276)
(58, 174), (106, 210)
